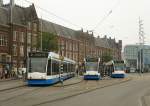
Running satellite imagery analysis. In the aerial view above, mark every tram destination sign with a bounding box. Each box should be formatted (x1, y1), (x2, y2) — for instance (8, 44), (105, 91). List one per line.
(29, 52), (48, 58)
(86, 57), (98, 62)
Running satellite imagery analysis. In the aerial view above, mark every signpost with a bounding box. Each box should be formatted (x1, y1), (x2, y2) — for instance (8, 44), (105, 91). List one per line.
(59, 45), (64, 86)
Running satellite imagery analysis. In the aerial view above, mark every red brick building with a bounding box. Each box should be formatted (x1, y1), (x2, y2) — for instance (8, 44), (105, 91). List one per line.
(0, 0), (122, 71)
(40, 19), (122, 64)
(0, 1), (38, 69)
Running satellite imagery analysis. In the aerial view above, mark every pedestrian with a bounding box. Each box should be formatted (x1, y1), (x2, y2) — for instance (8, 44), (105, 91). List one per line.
(1, 65), (5, 79)
(0, 65), (2, 79)
(75, 64), (79, 76)
(4, 67), (8, 79)
(5, 64), (10, 78)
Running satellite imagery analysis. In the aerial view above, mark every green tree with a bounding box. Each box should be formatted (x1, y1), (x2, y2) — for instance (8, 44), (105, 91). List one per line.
(102, 54), (113, 62)
(37, 32), (58, 52)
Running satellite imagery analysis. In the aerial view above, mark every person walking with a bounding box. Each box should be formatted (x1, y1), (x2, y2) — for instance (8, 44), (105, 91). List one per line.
(75, 64), (79, 76)
(0, 65), (2, 79)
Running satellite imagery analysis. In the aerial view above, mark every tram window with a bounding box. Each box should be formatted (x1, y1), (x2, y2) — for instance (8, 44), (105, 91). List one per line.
(71, 64), (73, 72)
(67, 63), (70, 72)
(52, 60), (59, 75)
(28, 59), (31, 72)
(63, 63), (67, 73)
(69, 63), (71, 72)
(47, 59), (51, 75)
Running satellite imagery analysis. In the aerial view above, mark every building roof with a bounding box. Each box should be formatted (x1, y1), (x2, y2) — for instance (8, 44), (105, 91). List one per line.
(1, 4), (38, 25)
(39, 19), (77, 39)
(0, 7), (8, 25)
(95, 37), (110, 48)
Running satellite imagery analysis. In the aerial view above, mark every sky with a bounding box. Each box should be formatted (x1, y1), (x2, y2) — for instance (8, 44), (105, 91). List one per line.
(4, 0), (150, 48)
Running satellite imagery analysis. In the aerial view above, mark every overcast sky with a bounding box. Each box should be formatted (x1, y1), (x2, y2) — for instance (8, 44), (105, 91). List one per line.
(4, 0), (150, 47)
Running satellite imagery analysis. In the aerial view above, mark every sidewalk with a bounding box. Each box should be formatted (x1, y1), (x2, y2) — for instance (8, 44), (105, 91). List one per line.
(0, 78), (18, 82)
(0, 79), (25, 91)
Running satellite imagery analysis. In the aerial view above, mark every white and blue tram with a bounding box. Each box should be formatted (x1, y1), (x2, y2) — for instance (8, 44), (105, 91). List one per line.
(84, 57), (101, 80)
(105, 60), (126, 78)
(27, 52), (76, 85)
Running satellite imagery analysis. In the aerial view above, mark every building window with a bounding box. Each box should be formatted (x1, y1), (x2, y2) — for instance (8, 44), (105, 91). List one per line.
(27, 46), (31, 53)
(32, 34), (37, 45)
(13, 44), (17, 56)
(33, 23), (37, 32)
(13, 31), (17, 41)
(0, 34), (8, 46)
(20, 46), (24, 56)
(20, 32), (24, 42)
(27, 33), (31, 44)
(28, 22), (31, 30)
(69, 43), (72, 51)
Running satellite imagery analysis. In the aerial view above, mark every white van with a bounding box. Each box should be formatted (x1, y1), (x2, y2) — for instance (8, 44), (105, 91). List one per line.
(130, 67), (136, 73)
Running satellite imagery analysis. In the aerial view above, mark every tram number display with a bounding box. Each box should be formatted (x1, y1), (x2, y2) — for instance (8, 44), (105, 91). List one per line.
(29, 52), (48, 58)
(114, 61), (124, 64)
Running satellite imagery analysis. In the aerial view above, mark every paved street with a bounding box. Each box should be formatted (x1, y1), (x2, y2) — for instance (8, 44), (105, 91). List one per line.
(0, 76), (129, 106)
(1, 74), (150, 106)
(37, 74), (150, 106)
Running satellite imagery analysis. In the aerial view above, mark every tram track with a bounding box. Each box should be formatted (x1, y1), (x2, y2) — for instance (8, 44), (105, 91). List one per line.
(0, 84), (26, 92)
(0, 77), (131, 106)
(0, 85), (44, 103)
(0, 78), (18, 83)
(0, 79), (83, 104)
(33, 78), (131, 106)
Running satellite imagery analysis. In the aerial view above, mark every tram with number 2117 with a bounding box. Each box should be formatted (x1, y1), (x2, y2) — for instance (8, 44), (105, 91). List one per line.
(27, 52), (76, 85)
(83, 57), (101, 80)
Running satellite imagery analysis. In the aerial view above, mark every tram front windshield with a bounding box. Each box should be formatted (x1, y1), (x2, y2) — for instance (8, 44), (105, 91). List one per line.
(85, 62), (98, 71)
(29, 58), (47, 73)
(114, 65), (124, 71)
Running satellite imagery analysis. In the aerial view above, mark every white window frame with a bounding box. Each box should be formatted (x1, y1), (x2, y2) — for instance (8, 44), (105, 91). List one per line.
(20, 32), (24, 42)
(13, 44), (17, 56)
(13, 31), (17, 41)
(20, 46), (24, 56)
(27, 33), (31, 44)
(0, 34), (8, 46)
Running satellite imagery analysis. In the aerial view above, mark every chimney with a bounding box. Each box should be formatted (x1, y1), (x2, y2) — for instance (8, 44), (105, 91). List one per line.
(81, 28), (83, 32)
(0, 0), (3, 6)
(10, 0), (15, 7)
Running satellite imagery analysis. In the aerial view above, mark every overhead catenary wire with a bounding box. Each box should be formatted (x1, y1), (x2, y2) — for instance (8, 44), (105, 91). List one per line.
(22, 0), (121, 38)
(92, 0), (121, 31)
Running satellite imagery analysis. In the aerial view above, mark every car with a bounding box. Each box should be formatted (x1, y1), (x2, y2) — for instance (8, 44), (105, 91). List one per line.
(130, 67), (136, 73)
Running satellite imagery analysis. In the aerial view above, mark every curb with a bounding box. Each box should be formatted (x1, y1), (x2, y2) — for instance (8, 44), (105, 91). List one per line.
(34, 77), (132, 106)
(0, 78), (19, 82)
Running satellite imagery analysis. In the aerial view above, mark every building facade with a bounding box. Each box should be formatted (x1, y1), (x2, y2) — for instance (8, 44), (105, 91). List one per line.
(40, 19), (122, 64)
(0, 0), (122, 71)
(0, 1), (38, 70)
(124, 45), (150, 72)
